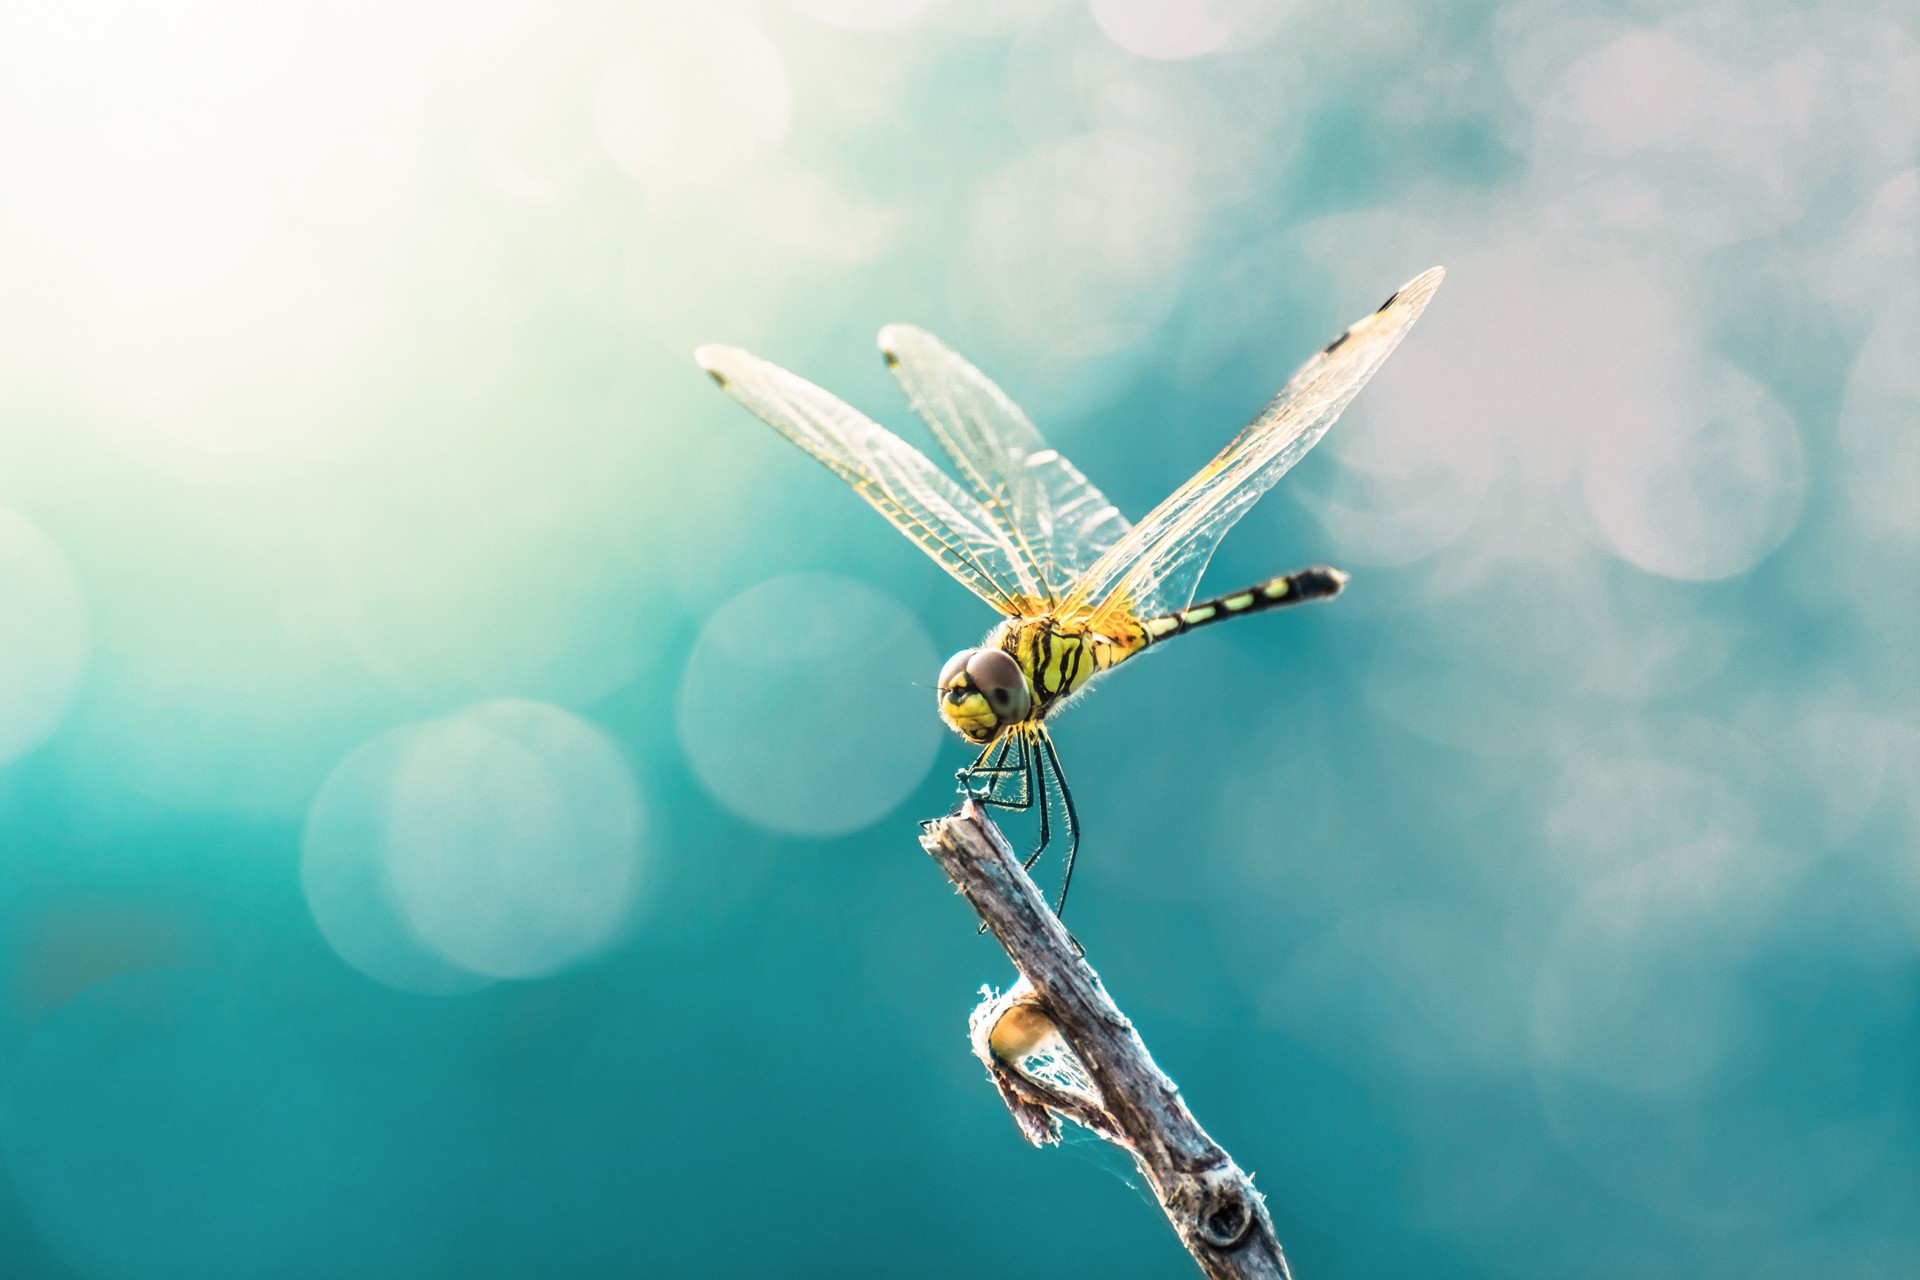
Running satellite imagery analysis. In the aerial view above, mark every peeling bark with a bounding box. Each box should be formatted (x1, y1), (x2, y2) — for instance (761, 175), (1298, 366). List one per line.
(921, 802), (1294, 1280)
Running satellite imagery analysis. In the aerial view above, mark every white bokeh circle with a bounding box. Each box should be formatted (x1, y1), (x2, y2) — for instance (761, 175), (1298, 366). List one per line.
(677, 573), (941, 837)
(303, 723), (494, 996)
(1088, 0), (1290, 60)
(1584, 359), (1805, 581)
(385, 700), (646, 980)
(303, 700), (647, 991)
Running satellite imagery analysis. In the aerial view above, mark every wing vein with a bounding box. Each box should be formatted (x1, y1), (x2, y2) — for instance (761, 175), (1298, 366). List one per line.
(696, 343), (1040, 614)
(1062, 267), (1445, 625)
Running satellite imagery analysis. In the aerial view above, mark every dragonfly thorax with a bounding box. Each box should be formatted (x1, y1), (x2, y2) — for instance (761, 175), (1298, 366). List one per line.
(938, 612), (1129, 743)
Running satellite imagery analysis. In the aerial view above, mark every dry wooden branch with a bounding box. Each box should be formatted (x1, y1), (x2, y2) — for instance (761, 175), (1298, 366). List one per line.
(920, 801), (1294, 1280)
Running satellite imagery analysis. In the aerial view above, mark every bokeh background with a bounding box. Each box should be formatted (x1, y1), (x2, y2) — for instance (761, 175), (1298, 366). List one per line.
(0, 0), (1915, 1275)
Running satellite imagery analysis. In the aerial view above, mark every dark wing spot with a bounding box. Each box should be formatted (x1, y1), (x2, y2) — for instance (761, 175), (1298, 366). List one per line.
(1323, 330), (1352, 355)
(705, 369), (729, 387)
(1376, 290), (1400, 313)
(882, 349), (900, 368)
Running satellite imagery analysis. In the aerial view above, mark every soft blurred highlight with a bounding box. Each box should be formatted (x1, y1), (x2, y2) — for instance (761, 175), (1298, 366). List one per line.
(0, 0), (1916, 1277)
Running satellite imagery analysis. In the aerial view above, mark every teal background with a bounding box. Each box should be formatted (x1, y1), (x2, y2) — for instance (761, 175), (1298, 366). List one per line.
(1, 1), (1917, 1276)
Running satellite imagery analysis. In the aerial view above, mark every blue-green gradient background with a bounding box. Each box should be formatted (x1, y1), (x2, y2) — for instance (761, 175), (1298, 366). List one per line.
(2, 1), (1917, 1276)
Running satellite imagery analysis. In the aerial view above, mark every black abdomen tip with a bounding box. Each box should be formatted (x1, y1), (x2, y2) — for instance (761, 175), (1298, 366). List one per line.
(1298, 566), (1348, 597)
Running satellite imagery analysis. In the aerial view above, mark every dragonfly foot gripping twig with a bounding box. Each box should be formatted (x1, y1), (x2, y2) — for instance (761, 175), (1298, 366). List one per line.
(920, 802), (1294, 1280)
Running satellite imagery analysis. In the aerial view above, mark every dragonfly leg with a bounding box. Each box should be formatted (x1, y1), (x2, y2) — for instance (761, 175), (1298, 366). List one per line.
(1021, 729), (1051, 872)
(957, 734), (1022, 800)
(956, 736), (1009, 804)
(962, 732), (1034, 814)
(1038, 729), (1082, 918)
(963, 736), (1008, 795)
(963, 729), (1039, 936)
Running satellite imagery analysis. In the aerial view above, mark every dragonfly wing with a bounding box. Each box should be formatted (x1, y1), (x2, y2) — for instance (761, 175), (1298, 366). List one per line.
(697, 343), (1044, 614)
(879, 325), (1131, 600)
(1060, 267), (1446, 626)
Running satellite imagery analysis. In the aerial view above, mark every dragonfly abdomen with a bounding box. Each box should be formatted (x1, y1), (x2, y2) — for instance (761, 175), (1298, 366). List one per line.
(1137, 565), (1348, 648)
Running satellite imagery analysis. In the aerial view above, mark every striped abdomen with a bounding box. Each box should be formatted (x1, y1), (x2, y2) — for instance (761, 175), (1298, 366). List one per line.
(1136, 565), (1348, 648)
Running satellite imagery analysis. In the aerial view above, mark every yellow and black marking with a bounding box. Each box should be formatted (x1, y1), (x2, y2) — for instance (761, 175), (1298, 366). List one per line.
(1136, 564), (1348, 648)
(994, 618), (1118, 716)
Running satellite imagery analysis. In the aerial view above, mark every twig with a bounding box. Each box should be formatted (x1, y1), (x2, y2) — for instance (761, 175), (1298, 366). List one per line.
(920, 801), (1294, 1280)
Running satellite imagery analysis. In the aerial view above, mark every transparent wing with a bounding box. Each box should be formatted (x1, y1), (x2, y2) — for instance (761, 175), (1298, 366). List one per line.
(1061, 267), (1446, 626)
(879, 325), (1130, 600)
(696, 344), (1044, 615)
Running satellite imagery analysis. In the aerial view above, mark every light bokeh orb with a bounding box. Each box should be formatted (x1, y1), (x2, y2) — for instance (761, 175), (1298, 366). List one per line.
(1584, 358), (1806, 581)
(677, 573), (940, 837)
(1087, 0), (1289, 60)
(303, 724), (495, 996)
(384, 700), (647, 980)
(303, 700), (648, 989)
(0, 509), (89, 768)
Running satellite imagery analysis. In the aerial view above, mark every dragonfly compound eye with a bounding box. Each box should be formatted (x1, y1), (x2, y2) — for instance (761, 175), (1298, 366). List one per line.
(938, 649), (973, 691)
(965, 648), (1031, 723)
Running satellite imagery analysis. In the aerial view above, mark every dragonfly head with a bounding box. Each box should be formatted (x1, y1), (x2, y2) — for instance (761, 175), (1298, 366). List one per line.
(937, 647), (1032, 744)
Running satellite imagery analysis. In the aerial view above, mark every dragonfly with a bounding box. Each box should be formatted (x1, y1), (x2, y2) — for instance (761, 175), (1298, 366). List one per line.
(696, 266), (1443, 915)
